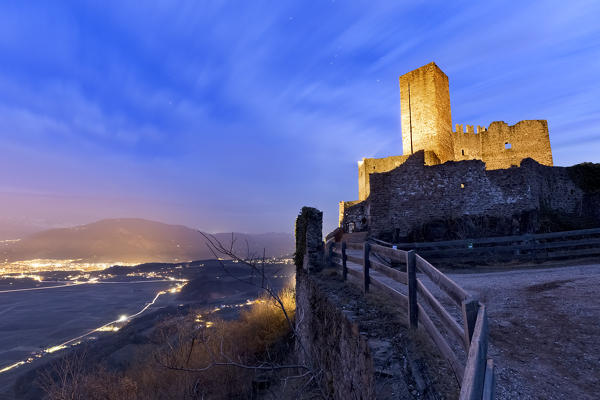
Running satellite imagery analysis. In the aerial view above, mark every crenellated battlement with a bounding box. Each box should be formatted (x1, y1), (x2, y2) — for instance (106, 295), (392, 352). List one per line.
(451, 120), (552, 168)
(342, 62), (554, 225)
(455, 124), (486, 134)
(397, 62), (552, 169)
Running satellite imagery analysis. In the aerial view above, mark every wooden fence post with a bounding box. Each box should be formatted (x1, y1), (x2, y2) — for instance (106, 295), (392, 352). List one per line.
(524, 233), (535, 262)
(482, 359), (495, 400)
(327, 241), (334, 266)
(363, 242), (371, 293)
(407, 250), (418, 329)
(461, 298), (480, 349)
(460, 305), (489, 400)
(342, 241), (348, 281)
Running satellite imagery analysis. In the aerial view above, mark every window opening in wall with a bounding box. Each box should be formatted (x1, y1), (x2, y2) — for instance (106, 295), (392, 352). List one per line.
(461, 149), (465, 156)
(460, 183), (465, 189)
(505, 142), (512, 149)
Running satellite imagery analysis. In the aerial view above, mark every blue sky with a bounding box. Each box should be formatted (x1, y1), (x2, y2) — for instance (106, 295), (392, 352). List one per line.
(0, 0), (599, 235)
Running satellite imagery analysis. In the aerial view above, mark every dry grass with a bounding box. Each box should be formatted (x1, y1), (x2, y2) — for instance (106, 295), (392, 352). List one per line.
(41, 286), (298, 400)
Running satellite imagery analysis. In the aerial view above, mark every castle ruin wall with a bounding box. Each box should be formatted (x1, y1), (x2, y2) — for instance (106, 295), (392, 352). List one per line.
(481, 120), (553, 169)
(368, 155), (537, 239)
(452, 120), (553, 169)
(344, 151), (598, 242)
(400, 62), (453, 162)
(358, 155), (410, 201)
(357, 152), (440, 201)
(339, 62), (562, 239)
(338, 200), (362, 228)
(452, 124), (484, 161)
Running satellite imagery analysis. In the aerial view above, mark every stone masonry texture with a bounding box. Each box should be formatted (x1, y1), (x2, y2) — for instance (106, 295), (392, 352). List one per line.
(400, 62), (454, 163)
(357, 151), (441, 202)
(294, 207), (323, 271)
(341, 62), (556, 230)
(453, 120), (553, 169)
(341, 151), (600, 241)
(296, 271), (376, 399)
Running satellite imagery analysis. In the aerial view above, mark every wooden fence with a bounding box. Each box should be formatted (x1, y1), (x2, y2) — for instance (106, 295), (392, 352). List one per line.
(326, 239), (495, 400)
(373, 227), (600, 266)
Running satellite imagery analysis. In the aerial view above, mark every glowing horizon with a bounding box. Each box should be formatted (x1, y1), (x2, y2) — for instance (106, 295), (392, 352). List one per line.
(0, 1), (598, 234)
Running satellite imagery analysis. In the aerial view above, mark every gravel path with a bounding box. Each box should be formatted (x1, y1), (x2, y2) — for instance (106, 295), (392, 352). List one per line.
(342, 248), (600, 399)
(446, 264), (600, 400)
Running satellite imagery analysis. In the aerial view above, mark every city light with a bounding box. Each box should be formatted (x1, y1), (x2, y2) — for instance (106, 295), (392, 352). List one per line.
(44, 345), (67, 354)
(0, 262), (190, 376)
(0, 361), (25, 373)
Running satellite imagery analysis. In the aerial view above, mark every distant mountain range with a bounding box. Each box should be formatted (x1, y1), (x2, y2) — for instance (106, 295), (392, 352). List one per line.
(1, 218), (294, 263)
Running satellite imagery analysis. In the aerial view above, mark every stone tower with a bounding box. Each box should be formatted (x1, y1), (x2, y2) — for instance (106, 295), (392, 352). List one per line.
(399, 62), (453, 163)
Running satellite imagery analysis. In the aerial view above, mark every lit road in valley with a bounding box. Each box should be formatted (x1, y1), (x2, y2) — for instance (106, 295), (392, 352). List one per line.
(0, 282), (87, 293)
(0, 279), (185, 294)
(0, 279), (187, 375)
(0, 258), (294, 392)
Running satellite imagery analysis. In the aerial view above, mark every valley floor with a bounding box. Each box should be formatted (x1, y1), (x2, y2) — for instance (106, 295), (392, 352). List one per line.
(0, 260), (295, 399)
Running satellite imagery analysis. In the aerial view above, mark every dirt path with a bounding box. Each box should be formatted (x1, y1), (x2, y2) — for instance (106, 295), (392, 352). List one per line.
(343, 248), (600, 399)
(446, 264), (600, 400)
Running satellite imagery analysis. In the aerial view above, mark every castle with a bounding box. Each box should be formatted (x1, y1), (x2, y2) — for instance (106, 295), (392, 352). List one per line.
(341, 62), (555, 228)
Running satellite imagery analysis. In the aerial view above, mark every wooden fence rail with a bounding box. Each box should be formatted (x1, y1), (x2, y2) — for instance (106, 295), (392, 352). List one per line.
(376, 227), (600, 266)
(391, 227), (600, 249)
(328, 238), (494, 400)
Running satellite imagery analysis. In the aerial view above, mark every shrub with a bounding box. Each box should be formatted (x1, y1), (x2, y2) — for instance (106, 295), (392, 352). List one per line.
(42, 286), (297, 400)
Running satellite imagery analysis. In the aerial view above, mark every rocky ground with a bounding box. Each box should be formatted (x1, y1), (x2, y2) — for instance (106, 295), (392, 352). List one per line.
(310, 267), (461, 399)
(343, 249), (600, 399)
(447, 262), (600, 400)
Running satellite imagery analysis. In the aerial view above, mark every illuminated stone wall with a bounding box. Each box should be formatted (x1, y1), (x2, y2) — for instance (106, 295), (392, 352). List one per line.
(338, 200), (362, 227)
(356, 151), (440, 201)
(339, 62), (557, 236)
(358, 155), (410, 201)
(452, 120), (553, 169)
(399, 62), (453, 163)
(452, 124), (484, 160)
(351, 151), (599, 241)
(396, 62), (553, 170)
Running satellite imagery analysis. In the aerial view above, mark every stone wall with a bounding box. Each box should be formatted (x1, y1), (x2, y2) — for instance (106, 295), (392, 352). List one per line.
(294, 207), (323, 271)
(351, 119), (553, 208)
(295, 206), (460, 398)
(340, 200), (368, 233)
(338, 200), (362, 227)
(339, 62), (564, 240)
(343, 151), (600, 242)
(452, 124), (484, 160)
(295, 271), (376, 399)
(482, 120), (553, 169)
(400, 62), (453, 163)
(453, 120), (553, 169)
(357, 152), (440, 201)
(341, 62), (556, 220)
(295, 206), (375, 398)
(358, 155), (410, 201)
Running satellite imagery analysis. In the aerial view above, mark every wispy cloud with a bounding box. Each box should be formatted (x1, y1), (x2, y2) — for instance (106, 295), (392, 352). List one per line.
(0, 0), (598, 233)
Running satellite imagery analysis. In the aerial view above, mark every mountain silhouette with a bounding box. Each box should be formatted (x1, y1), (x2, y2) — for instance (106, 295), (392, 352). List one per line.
(2, 218), (294, 263)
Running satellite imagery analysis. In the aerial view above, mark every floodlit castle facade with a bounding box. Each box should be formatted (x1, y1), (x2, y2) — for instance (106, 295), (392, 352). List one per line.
(353, 62), (553, 203)
(337, 63), (600, 243)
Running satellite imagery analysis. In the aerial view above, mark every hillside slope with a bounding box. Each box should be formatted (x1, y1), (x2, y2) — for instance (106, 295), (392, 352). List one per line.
(2, 218), (293, 263)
